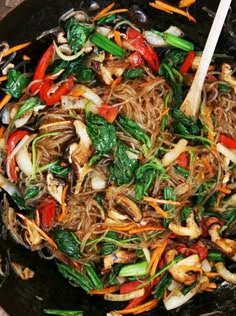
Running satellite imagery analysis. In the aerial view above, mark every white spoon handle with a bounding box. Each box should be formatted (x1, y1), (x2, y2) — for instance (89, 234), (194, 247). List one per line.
(180, 0), (232, 118)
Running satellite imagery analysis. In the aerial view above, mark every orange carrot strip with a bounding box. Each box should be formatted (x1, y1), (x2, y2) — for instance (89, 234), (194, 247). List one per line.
(23, 54), (31, 61)
(92, 2), (115, 21)
(107, 224), (137, 231)
(0, 126), (4, 139)
(68, 88), (86, 97)
(2, 41), (31, 58)
(58, 184), (69, 222)
(149, 1), (196, 23)
(218, 186), (231, 194)
(0, 75), (7, 82)
(205, 272), (219, 278)
(114, 30), (122, 47)
(111, 75), (122, 88)
(144, 196), (180, 206)
(116, 298), (158, 314)
(0, 94), (11, 111)
(202, 157), (214, 178)
(90, 285), (119, 294)
(16, 213), (57, 249)
(128, 225), (165, 234)
(161, 107), (170, 117)
(150, 239), (168, 277)
(146, 201), (168, 218)
(178, 0), (196, 8)
(96, 8), (128, 19)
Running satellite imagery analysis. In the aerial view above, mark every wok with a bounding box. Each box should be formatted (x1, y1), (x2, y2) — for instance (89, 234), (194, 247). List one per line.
(0, 0), (236, 315)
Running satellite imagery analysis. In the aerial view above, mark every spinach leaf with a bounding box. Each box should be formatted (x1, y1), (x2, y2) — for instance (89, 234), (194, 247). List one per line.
(57, 262), (93, 292)
(135, 160), (165, 200)
(13, 97), (39, 122)
(180, 206), (192, 222)
(11, 193), (35, 218)
(65, 17), (94, 53)
(117, 114), (151, 149)
(164, 49), (187, 67)
(123, 68), (145, 80)
(94, 192), (105, 208)
(54, 230), (80, 260)
(101, 231), (118, 256)
(109, 140), (138, 185)
(97, 14), (116, 25)
(153, 272), (172, 299)
(49, 160), (71, 177)
(5, 69), (29, 99)
(24, 185), (40, 200)
(86, 110), (117, 154)
(174, 165), (189, 177)
(62, 59), (94, 83)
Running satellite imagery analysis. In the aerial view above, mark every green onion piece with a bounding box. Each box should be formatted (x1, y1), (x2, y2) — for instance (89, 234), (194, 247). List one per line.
(207, 250), (225, 262)
(43, 309), (83, 316)
(174, 165), (189, 177)
(181, 281), (198, 296)
(151, 29), (194, 52)
(118, 261), (148, 277)
(90, 32), (125, 57)
(85, 264), (103, 290)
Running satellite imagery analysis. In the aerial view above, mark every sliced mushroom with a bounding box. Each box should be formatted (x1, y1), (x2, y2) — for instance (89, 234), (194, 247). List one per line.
(47, 173), (65, 204)
(208, 223), (236, 259)
(106, 187), (142, 223)
(92, 61), (114, 85)
(24, 220), (43, 248)
(103, 250), (136, 271)
(168, 212), (202, 240)
(11, 262), (35, 280)
(215, 262), (236, 284)
(73, 120), (93, 165)
(165, 249), (201, 285)
(219, 63), (236, 92)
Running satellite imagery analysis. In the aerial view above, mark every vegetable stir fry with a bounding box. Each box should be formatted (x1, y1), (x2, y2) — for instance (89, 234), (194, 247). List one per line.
(0, 2), (236, 315)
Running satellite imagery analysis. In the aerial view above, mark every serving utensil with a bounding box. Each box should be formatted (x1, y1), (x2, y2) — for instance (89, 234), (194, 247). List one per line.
(180, 0), (232, 118)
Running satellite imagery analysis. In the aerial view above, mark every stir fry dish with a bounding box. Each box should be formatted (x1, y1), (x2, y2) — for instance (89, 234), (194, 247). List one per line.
(0, 2), (236, 315)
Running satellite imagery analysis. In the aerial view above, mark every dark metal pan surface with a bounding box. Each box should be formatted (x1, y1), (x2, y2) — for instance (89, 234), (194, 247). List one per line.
(0, 0), (236, 315)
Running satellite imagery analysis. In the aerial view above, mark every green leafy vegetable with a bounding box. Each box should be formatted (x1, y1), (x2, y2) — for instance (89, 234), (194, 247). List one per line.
(101, 231), (118, 256)
(24, 185), (40, 200)
(135, 160), (165, 200)
(57, 263), (93, 292)
(54, 230), (80, 259)
(97, 14), (116, 25)
(49, 160), (71, 177)
(61, 59), (94, 83)
(181, 281), (198, 295)
(5, 69), (30, 99)
(85, 263), (103, 290)
(153, 272), (172, 299)
(11, 193), (35, 218)
(86, 110), (117, 154)
(174, 165), (189, 177)
(164, 49), (187, 67)
(117, 114), (151, 149)
(109, 140), (138, 185)
(43, 310), (83, 316)
(90, 32), (125, 58)
(180, 206), (192, 222)
(123, 67), (145, 80)
(13, 97), (39, 122)
(94, 192), (105, 209)
(65, 17), (94, 53)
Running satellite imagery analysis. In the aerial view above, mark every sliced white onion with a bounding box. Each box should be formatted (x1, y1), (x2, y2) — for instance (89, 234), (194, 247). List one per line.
(14, 112), (32, 128)
(104, 288), (145, 301)
(1, 105), (11, 124)
(201, 259), (212, 272)
(0, 174), (20, 196)
(168, 279), (181, 291)
(215, 262), (236, 284)
(144, 26), (184, 47)
(91, 173), (106, 190)
(164, 286), (198, 310)
(126, 150), (139, 160)
(16, 134), (36, 176)
(77, 84), (103, 106)
(61, 96), (99, 113)
(97, 26), (112, 37)
(142, 247), (151, 263)
(53, 41), (87, 61)
(216, 143), (236, 164)
(162, 139), (188, 167)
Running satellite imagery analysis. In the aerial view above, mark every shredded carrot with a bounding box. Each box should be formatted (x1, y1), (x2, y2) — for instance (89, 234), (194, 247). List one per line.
(2, 41), (31, 58)
(90, 285), (119, 294)
(163, 289), (168, 301)
(0, 75), (7, 82)
(68, 88), (86, 97)
(161, 107), (170, 117)
(16, 213), (57, 249)
(111, 75), (122, 88)
(216, 193), (223, 209)
(205, 272), (219, 278)
(128, 225), (165, 234)
(96, 8), (128, 20)
(202, 157), (214, 178)
(58, 184), (69, 222)
(144, 196), (180, 206)
(178, 0), (196, 8)
(0, 126), (4, 139)
(114, 30), (123, 47)
(116, 298), (158, 314)
(92, 2), (115, 21)
(149, 1), (196, 23)
(0, 94), (11, 111)
(146, 201), (168, 218)
(147, 239), (168, 276)
(107, 223), (137, 231)
(23, 54), (31, 61)
(218, 186), (231, 194)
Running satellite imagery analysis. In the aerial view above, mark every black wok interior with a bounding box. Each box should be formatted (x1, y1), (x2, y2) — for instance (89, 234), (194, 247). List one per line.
(0, 0), (236, 315)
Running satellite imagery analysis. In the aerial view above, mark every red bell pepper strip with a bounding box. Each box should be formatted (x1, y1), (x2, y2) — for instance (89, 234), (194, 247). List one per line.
(98, 102), (119, 123)
(128, 51), (144, 68)
(176, 244), (192, 257)
(179, 51), (195, 74)
(124, 287), (153, 310)
(191, 242), (208, 260)
(176, 152), (189, 169)
(125, 28), (160, 73)
(39, 75), (74, 106)
(30, 44), (54, 95)
(38, 197), (57, 229)
(120, 276), (160, 294)
(6, 130), (30, 181)
(218, 134), (236, 149)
